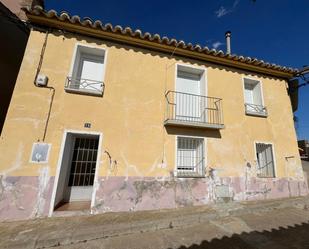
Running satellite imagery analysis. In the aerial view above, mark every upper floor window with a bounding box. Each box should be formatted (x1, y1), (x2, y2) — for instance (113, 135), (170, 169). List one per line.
(65, 44), (106, 96)
(176, 136), (205, 177)
(256, 142), (275, 178)
(243, 78), (267, 117)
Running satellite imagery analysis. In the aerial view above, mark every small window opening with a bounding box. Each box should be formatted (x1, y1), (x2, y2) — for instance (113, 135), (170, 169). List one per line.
(177, 136), (205, 177)
(256, 143), (275, 178)
(65, 45), (105, 96)
(244, 78), (267, 116)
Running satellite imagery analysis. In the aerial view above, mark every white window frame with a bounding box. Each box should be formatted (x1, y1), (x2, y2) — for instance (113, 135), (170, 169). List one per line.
(66, 43), (108, 96)
(174, 135), (206, 178)
(254, 141), (277, 178)
(242, 76), (267, 117)
(49, 129), (103, 216)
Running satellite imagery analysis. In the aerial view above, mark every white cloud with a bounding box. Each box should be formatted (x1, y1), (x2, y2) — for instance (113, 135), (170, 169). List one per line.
(212, 41), (224, 49)
(215, 6), (229, 18)
(215, 0), (240, 18)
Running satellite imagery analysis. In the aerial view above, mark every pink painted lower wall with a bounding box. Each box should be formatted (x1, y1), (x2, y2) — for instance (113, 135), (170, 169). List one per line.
(91, 176), (309, 214)
(0, 176), (54, 221)
(0, 175), (308, 221)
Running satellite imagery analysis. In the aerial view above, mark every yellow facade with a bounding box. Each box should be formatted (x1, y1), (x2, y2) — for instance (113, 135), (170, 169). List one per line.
(0, 25), (307, 220)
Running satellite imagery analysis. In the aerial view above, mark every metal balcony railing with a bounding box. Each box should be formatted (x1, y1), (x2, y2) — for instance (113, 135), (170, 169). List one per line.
(245, 103), (267, 117)
(165, 91), (224, 129)
(65, 77), (104, 96)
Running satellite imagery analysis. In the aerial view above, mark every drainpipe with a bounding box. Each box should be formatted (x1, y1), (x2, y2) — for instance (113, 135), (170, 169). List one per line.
(225, 31), (231, 55)
(34, 29), (55, 142)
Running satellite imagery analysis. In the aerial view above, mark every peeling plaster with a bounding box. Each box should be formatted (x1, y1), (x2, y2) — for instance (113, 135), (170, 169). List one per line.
(32, 166), (50, 217)
(91, 175), (308, 215)
(1, 142), (24, 176)
(0, 175), (54, 221)
(121, 153), (144, 181)
(9, 117), (43, 129)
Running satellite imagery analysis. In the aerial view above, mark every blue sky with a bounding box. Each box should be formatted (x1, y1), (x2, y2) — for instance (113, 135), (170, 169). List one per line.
(46, 0), (309, 139)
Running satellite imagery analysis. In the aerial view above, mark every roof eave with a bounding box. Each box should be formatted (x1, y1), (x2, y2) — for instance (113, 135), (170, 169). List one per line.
(26, 13), (296, 80)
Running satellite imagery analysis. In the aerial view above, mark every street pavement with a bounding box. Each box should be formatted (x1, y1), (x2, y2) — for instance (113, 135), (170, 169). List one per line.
(2, 196), (309, 249)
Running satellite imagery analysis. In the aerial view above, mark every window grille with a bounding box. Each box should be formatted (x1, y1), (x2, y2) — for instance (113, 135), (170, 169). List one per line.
(68, 137), (99, 186)
(256, 143), (275, 178)
(177, 137), (205, 177)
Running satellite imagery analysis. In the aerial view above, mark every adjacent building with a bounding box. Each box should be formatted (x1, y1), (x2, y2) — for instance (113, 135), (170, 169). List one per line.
(0, 5), (307, 221)
(298, 140), (309, 160)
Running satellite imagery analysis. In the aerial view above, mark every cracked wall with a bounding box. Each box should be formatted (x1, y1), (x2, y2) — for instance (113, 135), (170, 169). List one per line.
(0, 174), (54, 221)
(91, 176), (308, 213)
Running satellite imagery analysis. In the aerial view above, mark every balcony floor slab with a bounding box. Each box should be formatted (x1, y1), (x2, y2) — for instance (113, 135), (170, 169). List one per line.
(164, 119), (225, 129)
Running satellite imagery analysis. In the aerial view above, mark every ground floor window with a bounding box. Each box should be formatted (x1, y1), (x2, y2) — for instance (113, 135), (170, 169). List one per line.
(177, 136), (205, 177)
(256, 142), (275, 178)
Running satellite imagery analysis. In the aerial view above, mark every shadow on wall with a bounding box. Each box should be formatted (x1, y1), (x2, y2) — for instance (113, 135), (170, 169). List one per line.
(165, 126), (221, 138)
(171, 221), (309, 249)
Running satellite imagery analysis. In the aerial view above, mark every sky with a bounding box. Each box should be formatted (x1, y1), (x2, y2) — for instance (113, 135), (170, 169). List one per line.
(45, 0), (309, 139)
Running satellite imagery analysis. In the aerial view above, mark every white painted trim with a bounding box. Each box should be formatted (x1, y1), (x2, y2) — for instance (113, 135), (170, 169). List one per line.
(29, 142), (52, 164)
(174, 135), (207, 178)
(49, 131), (67, 216)
(67, 43), (108, 90)
(253, 140), (277, 178)
(90, 132), (103, 213)
(48, 129), (103, 217)
(242, 76), (266, 110)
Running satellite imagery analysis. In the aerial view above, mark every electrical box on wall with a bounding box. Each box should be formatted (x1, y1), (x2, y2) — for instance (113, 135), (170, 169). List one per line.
(35, 74), (48, 87)
(30, 143), (51, 163)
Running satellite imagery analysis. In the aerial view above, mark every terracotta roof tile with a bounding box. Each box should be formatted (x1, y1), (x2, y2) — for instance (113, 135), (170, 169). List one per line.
(24, 6), (299, 76)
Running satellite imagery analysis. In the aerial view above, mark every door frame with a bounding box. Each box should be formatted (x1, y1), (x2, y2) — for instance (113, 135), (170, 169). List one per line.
(49, 129), (103, 216)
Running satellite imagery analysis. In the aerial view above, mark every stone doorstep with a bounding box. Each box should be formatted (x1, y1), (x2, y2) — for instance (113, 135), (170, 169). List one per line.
(2, 196), (309, 249)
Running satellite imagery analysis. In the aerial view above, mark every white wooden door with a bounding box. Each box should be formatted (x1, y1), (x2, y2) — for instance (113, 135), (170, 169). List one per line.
(176, 71), (201, 122)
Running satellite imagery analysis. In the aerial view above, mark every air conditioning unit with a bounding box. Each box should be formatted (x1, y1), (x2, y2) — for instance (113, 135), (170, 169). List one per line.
(35, 74), (48, 87)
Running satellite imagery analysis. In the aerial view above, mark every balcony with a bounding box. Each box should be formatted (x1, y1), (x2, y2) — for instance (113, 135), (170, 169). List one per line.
(245, 103), (268, 117)
(164, 91), (224, 129)
(65, 77), (104, 96)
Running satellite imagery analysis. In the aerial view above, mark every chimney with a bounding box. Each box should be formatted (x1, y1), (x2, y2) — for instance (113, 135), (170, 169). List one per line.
(225, 31), (231, 55)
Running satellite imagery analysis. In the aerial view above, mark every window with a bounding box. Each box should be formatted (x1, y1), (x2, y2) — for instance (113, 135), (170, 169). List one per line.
(177, 136), (205, 177)
(65, 45), (106, 96)
(243, 78), (267, 117)
(256, 143), (275, 178)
